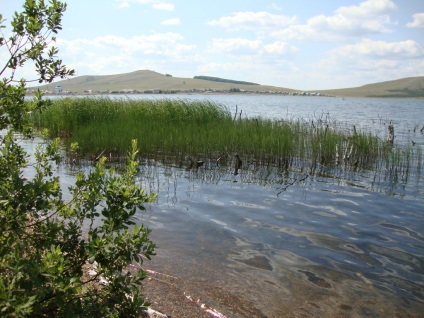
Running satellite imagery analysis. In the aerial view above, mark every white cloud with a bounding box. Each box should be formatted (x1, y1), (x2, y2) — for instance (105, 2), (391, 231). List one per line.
(333, 39), (423, 59)
(208, 38), (298, 58)
(116, 33), (194, 55)
(47, 0), (422, 88)
(263, 41), (298, 55)
(161, 18), (181, 26)
(87, 56), (132, 73)
(209, 38), (261, 53)
(196, 59), (299, 87)
(336, 0), (396, 18)
(57, 38), (94, 57)
(407, 13), (424, 28)
(272, 0), (397, 41)
(197, 61), (260, 81)
(208, 11), (297, 31)
(56, 32), (198, 76)
(315, 39), (424, 85)
(152, 2), (174, 11)
(58, 33), (195, 66)
(117, 1), (130, 8)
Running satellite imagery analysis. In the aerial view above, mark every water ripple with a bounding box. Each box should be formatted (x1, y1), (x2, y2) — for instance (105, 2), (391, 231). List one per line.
(379, 222), (424, 242)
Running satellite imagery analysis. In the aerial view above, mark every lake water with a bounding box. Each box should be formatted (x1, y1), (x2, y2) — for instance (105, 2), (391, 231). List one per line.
(23, 95), (424, 316)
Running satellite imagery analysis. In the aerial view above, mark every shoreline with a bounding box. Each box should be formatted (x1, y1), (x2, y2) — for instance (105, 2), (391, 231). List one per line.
(26, 91), (424, 100)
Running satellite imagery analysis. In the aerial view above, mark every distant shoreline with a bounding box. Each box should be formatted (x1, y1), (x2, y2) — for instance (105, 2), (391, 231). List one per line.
(27, 89), (335, 97)
(28, 70), (424, 99)
(26, 91), (424, 100)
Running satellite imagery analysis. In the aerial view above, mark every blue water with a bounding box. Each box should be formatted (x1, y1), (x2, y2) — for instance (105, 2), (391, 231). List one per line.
(81, 94), (421, 317)
(25, 95), (424, 316)
(135, 157), (423, 317)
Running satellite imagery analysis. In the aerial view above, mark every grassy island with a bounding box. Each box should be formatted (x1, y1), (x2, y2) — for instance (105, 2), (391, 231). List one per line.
(29, 97), (421, 178)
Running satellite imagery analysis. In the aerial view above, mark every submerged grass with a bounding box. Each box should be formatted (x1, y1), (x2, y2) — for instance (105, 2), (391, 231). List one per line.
(28, 97), (421, 177)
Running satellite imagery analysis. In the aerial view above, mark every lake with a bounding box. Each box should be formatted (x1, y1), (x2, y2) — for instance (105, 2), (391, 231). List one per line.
(26, 95), (424, 316)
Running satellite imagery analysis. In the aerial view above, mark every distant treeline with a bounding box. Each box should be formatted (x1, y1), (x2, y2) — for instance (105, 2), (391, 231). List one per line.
(193, 76), (259, 85)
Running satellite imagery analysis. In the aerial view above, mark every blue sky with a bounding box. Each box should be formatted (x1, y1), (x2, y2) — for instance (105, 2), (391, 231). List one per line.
(2, 0), (424, 89)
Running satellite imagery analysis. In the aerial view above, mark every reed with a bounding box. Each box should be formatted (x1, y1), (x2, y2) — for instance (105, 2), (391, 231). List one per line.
(28, 97), (419, 176)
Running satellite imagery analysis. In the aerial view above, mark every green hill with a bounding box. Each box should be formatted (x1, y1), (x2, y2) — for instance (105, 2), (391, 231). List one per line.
(31, 70), (293, 94)
(193, 75), (259, 85)
(29, 70), (424, 98)
(318, 77), (424, 98)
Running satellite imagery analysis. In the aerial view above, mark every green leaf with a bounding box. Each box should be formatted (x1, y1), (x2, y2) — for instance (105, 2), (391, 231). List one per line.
(1, 2), (155, 314)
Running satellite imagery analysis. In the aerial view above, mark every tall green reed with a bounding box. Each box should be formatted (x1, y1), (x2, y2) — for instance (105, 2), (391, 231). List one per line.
(28, 97), (419, 177)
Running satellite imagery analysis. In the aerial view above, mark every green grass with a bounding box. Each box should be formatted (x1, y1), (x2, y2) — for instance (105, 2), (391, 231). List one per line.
(319, 76), (424, 98)
(28, 97), (420, 175)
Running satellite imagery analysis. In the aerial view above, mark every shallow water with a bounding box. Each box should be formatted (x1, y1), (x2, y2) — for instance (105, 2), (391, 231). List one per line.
(14, 95), (424, 316)
(134, 158), (423, 317)
(126, 95), (424, 317)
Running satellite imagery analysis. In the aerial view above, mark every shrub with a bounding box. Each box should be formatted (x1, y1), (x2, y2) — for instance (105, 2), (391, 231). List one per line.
(0, 2), (156, 317)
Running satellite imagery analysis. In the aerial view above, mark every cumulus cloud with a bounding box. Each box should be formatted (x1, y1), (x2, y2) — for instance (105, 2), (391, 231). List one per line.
(272, 0), (397, 41)
(88, 55), (133, 72)
(152, 2), (174, 11)
(197, 61), (263, 82)
(197, 59), (299, 87)
(58, 33), (195, 62)
(120, 33), (194, 55)
(208, 11), (297, 31)
(117, 1), (130, 8)
(318, 39), (424, 83)
(208, 38), (298, 58)
(407, 13), (424, 28)
(300, 38), (424, 88)
(333, 39), (423, 59)
(336, 0), (396, 18)
(57, 32), (197, 75)
(209, 38), (261, 53)
(263, 41), (298, 55)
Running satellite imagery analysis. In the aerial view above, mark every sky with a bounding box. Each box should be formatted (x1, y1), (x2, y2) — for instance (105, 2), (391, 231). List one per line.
(1, 0), (424, 90)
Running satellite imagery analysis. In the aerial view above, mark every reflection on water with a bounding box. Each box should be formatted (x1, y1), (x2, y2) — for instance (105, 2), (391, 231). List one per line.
(11, 95), (424, 317)
(9, 135), (424, 317)
(133, 157), (424, 317)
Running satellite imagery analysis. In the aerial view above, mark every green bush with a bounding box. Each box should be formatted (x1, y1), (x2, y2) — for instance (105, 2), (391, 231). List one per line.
(0, 2), (156, 317)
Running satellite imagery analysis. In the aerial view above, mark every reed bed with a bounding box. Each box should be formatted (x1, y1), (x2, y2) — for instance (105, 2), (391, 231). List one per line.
(28, 97), (421, 176)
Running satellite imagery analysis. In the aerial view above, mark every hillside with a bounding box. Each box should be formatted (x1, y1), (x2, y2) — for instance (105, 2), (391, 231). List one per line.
(318, 76), (424, 98)
(31, 70), (294, 94)
(193, 75), (259, 85)
(29, 70), (424, 98)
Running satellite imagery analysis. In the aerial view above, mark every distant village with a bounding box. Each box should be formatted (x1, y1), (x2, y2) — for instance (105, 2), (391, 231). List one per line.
(27, 84), (333, 97)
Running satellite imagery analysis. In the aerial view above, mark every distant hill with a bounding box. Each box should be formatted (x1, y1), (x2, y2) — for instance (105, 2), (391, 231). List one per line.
(29, 70), (424, 98)
(318, 77), (424, 98)
(30, 70), (293, 94)
(193, 75), (259, 86)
